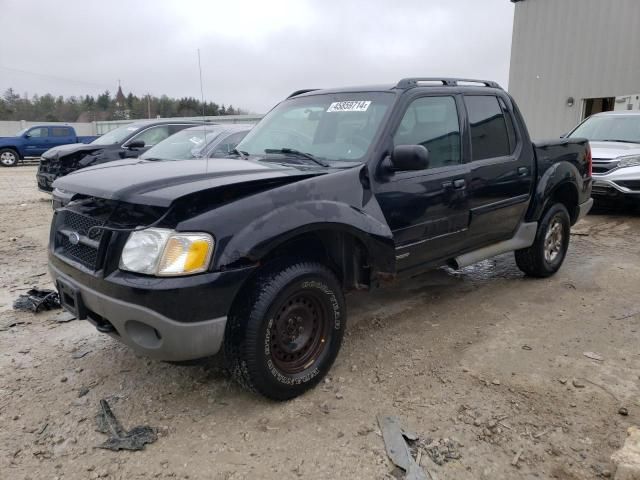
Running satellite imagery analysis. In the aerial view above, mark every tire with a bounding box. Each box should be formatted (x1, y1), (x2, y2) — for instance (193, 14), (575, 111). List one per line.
(0, 148), (19, 167)
(224, 260), (346, 400)
(515, 203), (571, 278)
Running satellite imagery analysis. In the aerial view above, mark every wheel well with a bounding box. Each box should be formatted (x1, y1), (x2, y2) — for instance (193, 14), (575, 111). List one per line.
(550, 183), (579, 224)
(0, 147), (20, 158)
(259, 231), (371, 291)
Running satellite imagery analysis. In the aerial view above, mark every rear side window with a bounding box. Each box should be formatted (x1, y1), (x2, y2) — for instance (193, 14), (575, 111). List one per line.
(464, 96), (511, 160)
(51, 127), (71, 137)
(393, 96), (461, 169)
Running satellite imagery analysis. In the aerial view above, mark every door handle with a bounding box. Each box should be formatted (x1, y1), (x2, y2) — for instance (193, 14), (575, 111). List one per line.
(518, 167), (529, 176)
(442, 179), (466, 190)
(453, 179), (466, 189)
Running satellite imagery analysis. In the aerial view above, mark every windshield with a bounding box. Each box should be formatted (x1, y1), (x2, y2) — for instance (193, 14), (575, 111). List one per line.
(91, 124), (143, 145)
(569, 115), (640, 144)
(236, 92), (394, 163)
(140, 128), (220, 160)
(15, 128), (28, 136)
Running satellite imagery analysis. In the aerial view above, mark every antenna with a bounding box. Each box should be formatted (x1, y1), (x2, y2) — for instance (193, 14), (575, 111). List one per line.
(197, 49), (208, 167)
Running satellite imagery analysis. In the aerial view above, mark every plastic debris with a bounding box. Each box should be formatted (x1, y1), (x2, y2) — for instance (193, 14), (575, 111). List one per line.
(96, 399), (157, 451)
(13, 288), (61, 313)
(378, 415), (431, 480)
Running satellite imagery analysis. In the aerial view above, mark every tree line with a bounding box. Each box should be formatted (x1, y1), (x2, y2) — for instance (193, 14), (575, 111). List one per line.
(0, 88), (246, 123)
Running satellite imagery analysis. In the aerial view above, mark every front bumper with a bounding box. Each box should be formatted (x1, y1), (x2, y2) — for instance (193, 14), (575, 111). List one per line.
(49, 258), (255, 361)
(36, 171), (55, 193)
(592, 165), (640, 199)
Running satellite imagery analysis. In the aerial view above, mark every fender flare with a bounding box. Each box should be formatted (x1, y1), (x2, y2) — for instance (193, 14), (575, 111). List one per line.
(527, 161), (581, 222)
(217, 200), (395, 273)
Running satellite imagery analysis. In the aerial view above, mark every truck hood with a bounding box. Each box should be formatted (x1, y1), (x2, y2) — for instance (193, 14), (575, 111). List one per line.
(52, 157), (326, 207)
(589, 141), (640, 161)
(42, 142), (112, 160)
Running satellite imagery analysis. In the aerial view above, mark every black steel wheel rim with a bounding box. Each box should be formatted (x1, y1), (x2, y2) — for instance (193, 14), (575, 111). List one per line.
(270, 290), (331, 375)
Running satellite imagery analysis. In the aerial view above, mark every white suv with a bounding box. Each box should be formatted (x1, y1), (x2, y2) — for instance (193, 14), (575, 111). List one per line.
(568, 112), (640, 202)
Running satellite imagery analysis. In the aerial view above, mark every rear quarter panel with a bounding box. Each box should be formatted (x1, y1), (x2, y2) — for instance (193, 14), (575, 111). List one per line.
(527, 138), (592, 222)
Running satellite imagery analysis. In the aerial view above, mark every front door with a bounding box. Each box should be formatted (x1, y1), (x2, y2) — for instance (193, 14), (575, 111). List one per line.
(24, 127), (52, 156)
(374, 95), (471, 273)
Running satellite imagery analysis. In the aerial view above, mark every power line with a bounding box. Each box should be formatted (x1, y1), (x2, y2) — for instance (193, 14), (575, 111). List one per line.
(0, 65), (111, 90)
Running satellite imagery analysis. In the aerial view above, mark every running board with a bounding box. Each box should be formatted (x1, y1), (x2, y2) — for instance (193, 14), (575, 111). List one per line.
(450, 222), (538, 269)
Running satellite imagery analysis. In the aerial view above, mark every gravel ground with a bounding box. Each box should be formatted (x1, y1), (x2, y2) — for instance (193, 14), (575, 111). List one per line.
(1, 166), (639, 480)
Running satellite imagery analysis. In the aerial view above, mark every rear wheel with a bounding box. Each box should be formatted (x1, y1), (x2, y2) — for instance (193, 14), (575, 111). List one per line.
(515, 203), (571, 278)
(0, 149), (18, 167)
(224, 261), (345, 400)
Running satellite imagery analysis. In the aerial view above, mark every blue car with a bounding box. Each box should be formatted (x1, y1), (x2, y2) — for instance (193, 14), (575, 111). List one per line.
(0, 125), (98, 167)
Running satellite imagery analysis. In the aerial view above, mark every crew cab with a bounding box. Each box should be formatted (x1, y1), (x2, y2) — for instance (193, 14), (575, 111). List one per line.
(567, 111), (640, 203)
(36, 120), (200, 192)
(0, 125), (98, 167)
(48, 78), (593, 400)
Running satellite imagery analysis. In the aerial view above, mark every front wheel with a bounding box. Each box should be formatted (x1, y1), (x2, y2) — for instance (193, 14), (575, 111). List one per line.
(224, 261), (346, 400)
(515, 203), (571, 278)
(0, 149), (19, 167)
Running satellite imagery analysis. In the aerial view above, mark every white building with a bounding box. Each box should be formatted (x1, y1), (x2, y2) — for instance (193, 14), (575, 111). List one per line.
(508, 0), (640, 139)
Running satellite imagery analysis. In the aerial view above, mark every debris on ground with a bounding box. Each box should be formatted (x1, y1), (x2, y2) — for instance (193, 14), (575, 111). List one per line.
(95, 399), (157, 451)
(619, 407), (630, 416)
(378, 415), (432, 480)
(584, 351), (604, 362)
(54, 311), (75, 323)
(0, 317), (28, 331)
(72, 349), (91, 359)
(417, 437), (463, 466)
(611, 426), (640, 480)
(13, 288), (61, 313)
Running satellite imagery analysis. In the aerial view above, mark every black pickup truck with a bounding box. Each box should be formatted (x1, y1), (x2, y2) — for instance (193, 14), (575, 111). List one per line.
(48, 78), (593, 400)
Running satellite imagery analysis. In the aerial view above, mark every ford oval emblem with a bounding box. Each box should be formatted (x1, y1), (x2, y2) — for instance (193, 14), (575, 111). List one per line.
(68, 232), (81, 245)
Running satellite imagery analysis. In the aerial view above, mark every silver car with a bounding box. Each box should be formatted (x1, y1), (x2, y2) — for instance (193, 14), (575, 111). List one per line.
(568, 112), (640, 202)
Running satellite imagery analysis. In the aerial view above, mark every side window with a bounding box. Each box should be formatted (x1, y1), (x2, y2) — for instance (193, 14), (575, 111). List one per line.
(393, 96), (461, 169)
(27, 127), (48, 138)
(209, 131), (249, 158)
(51, 127), (71, 137)
(131, 126), (170, 147)
(464, 96), (511, 160)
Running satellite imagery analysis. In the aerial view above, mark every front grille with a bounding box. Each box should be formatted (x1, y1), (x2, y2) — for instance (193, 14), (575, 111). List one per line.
(54, 207), (111, 270)
(592, 159), (618, 175)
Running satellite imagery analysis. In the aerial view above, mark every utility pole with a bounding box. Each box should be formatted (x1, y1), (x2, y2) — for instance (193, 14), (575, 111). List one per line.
(147, 93), (151, 119)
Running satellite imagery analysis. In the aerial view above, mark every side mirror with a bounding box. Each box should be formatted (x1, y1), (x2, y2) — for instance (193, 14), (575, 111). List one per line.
(24, 133), (31, 138)
(127, 140), (145, 149)
(390, 145), (430, 171)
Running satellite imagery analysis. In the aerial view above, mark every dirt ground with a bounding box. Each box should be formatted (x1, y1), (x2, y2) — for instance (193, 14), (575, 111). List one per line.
(1, 166), (639, 480)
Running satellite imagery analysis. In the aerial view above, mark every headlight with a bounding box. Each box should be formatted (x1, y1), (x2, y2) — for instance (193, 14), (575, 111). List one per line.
(617, 155), (640, 168)
(119, 228), (214, 276)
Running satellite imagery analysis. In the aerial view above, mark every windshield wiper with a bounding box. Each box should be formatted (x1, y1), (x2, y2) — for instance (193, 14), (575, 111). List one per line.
(141, 157), (165, 162)
(264, 148), (329, 167)
(229, 148), (249, 159)
(598, 139), (640, 144)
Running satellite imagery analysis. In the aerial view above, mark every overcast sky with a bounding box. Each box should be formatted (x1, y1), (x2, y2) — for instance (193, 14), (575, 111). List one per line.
(0, 0), (515, 113)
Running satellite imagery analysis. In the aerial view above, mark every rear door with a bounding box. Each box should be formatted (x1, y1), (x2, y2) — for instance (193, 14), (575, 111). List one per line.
(50, 127), (75, 148)
(374, 94), (472, 272)
(463, 94), (534, 245)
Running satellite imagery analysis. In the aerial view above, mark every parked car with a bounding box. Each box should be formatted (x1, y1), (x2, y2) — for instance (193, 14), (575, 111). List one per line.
(48, 77), (592, 400)
(51, 124), (252, 208)
(36, 120), (201, 192)
(139, 124), (252, 161)
(567, 111), (640, 204)
(0, 125), (98, 167)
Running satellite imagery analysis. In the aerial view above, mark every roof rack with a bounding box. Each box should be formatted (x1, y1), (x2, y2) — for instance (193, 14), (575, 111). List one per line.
(396, 78), (502, 89)
(287, 89), (320, 98)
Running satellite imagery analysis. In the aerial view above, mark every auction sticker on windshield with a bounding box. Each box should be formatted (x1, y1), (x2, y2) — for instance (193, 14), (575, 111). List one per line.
(327, 101), (371, 113)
